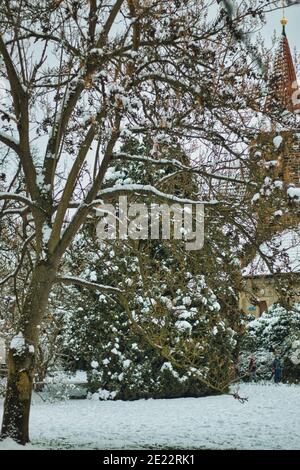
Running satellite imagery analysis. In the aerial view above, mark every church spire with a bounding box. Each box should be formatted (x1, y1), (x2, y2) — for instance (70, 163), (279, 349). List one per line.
(281, 16), (287, 37)
(281, 0), (287, 36)
(265, 13), (300, 114)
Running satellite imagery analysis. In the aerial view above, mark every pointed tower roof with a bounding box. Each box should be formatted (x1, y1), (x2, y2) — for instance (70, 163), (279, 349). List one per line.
(265, 18), (300, 114)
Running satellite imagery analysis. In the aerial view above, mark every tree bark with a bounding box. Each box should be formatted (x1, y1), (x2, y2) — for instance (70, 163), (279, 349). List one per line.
(1, 349), (34, 444)
(0, 260), (56, 444)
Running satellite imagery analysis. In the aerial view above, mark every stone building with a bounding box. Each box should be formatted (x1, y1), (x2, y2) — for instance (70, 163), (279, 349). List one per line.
(240, 229), (300, 315)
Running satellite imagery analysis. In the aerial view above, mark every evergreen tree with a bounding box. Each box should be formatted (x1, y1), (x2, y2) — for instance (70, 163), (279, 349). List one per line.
(61, 138), (243, 399)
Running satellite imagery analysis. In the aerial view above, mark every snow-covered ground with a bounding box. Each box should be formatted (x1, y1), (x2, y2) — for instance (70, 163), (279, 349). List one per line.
(0, 383), (299, 450)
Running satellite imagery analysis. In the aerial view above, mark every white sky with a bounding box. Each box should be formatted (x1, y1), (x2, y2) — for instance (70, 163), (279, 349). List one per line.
(264, 3), (300, 50)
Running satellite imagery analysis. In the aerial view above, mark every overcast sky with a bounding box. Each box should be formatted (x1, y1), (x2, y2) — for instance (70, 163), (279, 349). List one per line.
(263, 3), (300, 50)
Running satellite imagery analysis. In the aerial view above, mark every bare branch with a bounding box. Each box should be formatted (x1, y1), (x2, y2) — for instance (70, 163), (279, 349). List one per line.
(54, 276), (123, 295)
(0, 192), (35, 207)
(0, 131), (20, 154)
(0, 233), (35, 287)
(96, 184), (219, 205)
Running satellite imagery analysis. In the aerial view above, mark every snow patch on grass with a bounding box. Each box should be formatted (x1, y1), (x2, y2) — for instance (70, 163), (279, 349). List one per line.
(0, 383), (300, 450)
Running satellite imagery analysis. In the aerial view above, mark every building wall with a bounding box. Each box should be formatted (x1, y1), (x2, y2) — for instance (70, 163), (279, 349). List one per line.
(252, 130), (300, 188)
(239, 276), (300, 316)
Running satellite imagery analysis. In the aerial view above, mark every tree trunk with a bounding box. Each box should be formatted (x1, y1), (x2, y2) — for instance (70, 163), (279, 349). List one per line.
(34, 358), (47, 393)
(0, 261), (56, 445)
(1, 349), (34, 444)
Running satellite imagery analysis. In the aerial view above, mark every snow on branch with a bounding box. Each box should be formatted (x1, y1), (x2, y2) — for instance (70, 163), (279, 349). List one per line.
(0, 192), (35, 207)
(0, 207), (29, 218)
(0, 131), (20, 153)
(54, 276), (123, 294)
(113, 152), (189, 169)
(94, 184), (218, 205)
(114, 153), (252, 186)
(0, 107), (18, 124)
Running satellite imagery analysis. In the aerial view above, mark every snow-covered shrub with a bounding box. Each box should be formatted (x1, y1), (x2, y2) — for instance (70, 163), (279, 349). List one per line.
(34, 371), (88, 402)
(59, 138), (244, 399)
(82, 270), (239, 400)
(240, 303), (300, 382)
(62, 225), (242, 399)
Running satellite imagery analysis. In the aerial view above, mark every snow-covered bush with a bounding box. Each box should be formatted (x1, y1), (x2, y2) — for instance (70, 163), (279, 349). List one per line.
(57, 138), (244, 399)
(36, 370), (88, 402)
(240, 303), (300, 382)
(82, 268), (240, 400)
(62, 221), (242, 399)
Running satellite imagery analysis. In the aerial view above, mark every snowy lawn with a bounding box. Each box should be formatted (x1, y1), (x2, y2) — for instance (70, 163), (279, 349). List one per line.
(0, 383), (299, 450)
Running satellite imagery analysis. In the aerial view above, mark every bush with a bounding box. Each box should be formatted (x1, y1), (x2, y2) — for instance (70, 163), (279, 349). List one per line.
(240, 303), (300, 383)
